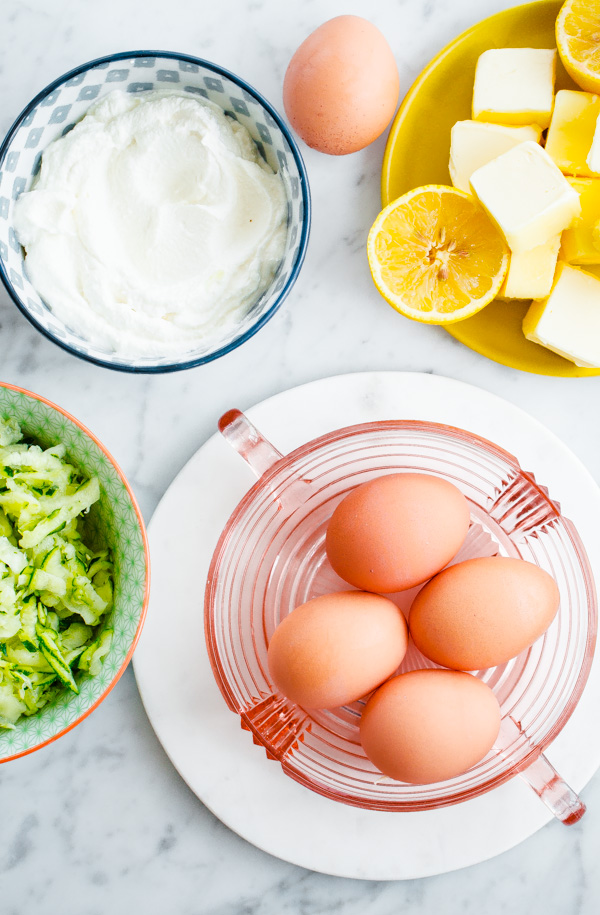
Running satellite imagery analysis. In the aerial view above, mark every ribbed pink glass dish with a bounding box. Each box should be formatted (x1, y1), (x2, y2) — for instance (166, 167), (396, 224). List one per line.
(205, 412), (597, 822)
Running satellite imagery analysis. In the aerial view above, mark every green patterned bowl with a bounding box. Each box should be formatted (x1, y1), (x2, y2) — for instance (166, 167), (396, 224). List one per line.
(0, 382), (149, 761)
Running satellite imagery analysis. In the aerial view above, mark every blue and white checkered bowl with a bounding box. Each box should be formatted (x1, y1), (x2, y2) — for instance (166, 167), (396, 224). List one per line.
(0, 52), (311, 373)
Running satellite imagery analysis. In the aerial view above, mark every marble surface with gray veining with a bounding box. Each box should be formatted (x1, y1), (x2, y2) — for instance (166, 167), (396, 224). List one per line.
(1, 0), (599, 911)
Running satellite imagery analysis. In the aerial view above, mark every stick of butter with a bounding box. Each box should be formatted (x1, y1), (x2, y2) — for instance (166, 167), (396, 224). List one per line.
(470, 141), (580, 253)
(561, 177), (600, 265)
(545, 90), (600, 178)
(498, 236), (561, 300)
(449, 121), (542, 193)
(523, 263), (600, 367)
(472, 48), (556, 129)
(587, 113), (600, 174)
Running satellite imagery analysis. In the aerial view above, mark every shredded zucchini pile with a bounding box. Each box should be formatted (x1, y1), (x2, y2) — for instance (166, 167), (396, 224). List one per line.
(0, 416), (114, 729)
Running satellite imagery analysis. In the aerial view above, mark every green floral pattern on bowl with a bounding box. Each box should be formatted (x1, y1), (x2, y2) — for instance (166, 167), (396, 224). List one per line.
(0, 383), (148, 760)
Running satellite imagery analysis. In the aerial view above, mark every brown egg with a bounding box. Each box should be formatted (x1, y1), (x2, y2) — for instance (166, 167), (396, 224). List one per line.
(283, 15), (400, 155)
(360, 669), (501, 784)
(267, 591), (408, 709)
(409, 556), (560, 671)
(325, 473), (470, 593)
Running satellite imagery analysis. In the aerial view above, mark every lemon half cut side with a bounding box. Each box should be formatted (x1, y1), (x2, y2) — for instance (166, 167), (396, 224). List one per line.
(367, 185), (510, 325)
(557, 0), (600, 94)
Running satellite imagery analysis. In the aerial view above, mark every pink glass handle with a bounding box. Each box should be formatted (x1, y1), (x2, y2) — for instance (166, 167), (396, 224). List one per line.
(498, 716), (585, 825)
(219, 409), (314, 511)
(518, 752), (586, 825)
(218, 409), (283, 478)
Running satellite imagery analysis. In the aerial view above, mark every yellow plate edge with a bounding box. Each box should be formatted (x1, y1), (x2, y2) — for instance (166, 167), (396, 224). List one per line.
(381, 0), (600, 378)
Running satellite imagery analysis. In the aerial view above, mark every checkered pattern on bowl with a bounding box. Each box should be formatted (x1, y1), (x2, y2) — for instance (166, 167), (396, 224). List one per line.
(0, 52), (310, 372)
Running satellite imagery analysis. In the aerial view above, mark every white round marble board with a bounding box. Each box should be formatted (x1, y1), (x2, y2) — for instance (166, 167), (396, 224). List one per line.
(133, 372), (600, 881)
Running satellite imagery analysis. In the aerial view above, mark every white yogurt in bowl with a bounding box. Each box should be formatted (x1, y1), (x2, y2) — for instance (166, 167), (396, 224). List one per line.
(13, 90), (287, 358)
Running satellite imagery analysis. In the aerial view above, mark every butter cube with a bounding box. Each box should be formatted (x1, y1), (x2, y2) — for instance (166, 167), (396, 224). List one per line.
(499, 236), (561, 300)
(523, 263), (600, 367)
(449, 121), (543, 193)
(545, 90), (600, 178)
(470, 141), (580, 253)
(581, 264), (600, 280)
(561, 177), (600, 264)
(587, 113), (600, 173)
(472, 48), (556, 128)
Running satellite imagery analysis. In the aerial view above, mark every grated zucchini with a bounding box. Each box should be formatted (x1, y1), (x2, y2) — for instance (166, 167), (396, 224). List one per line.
(0, 417), (114, 724)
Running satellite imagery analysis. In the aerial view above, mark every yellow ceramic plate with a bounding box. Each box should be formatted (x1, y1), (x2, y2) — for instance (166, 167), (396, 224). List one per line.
(382, 0), (600, 378)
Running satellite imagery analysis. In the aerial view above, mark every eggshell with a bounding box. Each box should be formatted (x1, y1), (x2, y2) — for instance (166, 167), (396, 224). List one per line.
(267, 591), (408, 709)
(325, 473), (471, 593)
(360, 669), (501, 784)
(409, 556), (560, 671)
(283, 15), (400, 155)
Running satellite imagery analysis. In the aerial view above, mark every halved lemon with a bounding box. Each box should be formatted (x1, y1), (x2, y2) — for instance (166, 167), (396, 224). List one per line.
(557, 0), (600, 94)
(367, 185), (509, 324)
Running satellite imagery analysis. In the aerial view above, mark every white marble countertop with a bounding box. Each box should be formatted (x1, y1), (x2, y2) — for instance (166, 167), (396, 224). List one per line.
(2, 0), (599, 911)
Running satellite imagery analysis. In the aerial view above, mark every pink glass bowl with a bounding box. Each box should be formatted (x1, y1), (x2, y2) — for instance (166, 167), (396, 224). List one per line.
(204, 411), (597, 823)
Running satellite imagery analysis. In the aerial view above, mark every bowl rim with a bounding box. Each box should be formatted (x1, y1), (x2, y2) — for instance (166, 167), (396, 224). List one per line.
(0, 49), (311, 374)
(0, 381), (151, 763)
(205, 417), (598, 810)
